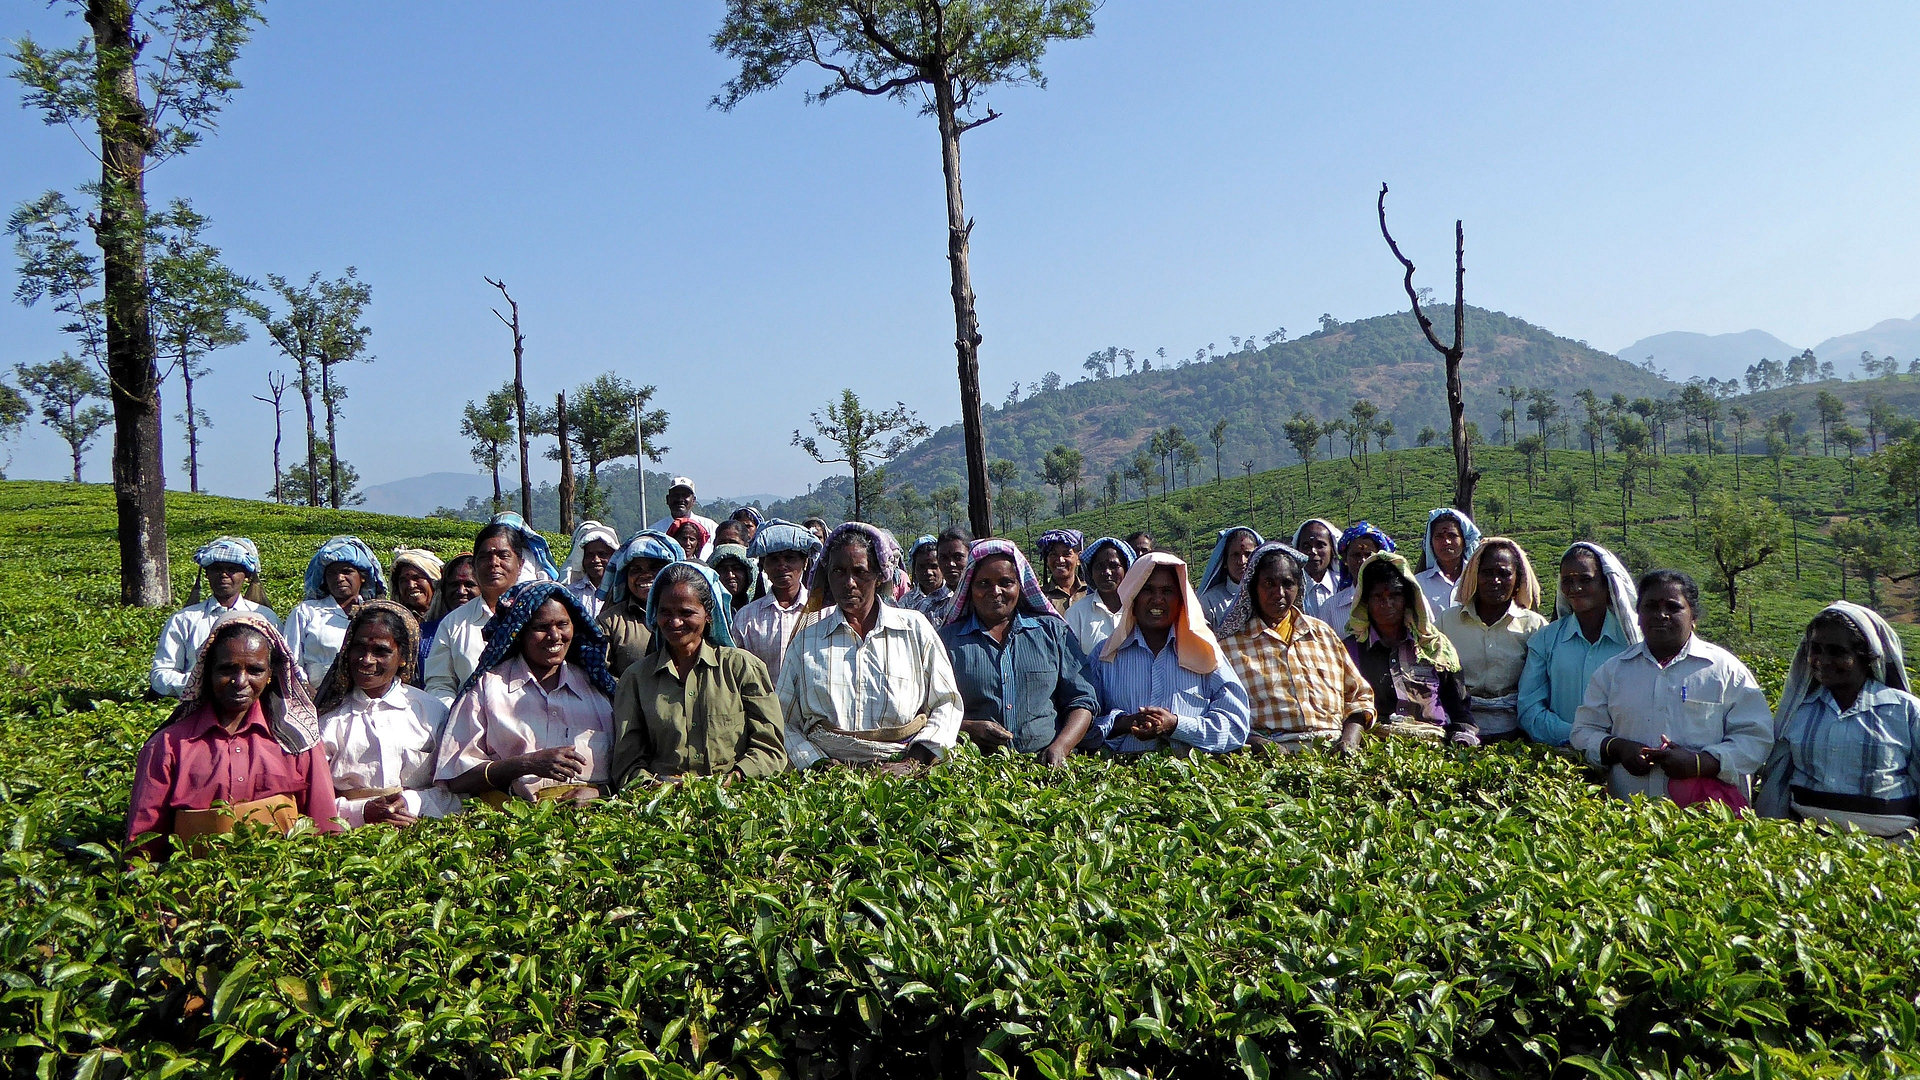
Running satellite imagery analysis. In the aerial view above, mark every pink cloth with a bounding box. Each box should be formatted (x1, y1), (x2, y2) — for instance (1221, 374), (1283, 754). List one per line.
(434, 655), (614, 799)
(1669, 776), (1750, 814)
(126, 701), (342, 854)
(1098, 552), (1225, 675)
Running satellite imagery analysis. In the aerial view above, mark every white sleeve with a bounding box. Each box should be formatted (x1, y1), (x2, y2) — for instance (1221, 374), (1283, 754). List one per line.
(912, 617), (964, 756)
(424, 618), (460, 706)
(150, 611), (193, 697)
(776, 634), (824, 770)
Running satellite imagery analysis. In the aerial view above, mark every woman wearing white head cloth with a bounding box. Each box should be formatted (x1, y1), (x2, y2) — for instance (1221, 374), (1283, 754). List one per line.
(1756, 603), (1920, 837)
(563, 520), (618, 620)
(1291, 519), (1341, 621)
(1517, 542), (1639, 746)
(1414, 508), (1480, 616)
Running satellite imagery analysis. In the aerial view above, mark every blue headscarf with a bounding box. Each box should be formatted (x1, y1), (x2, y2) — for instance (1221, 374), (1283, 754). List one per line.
(1080, 536), (1136, 581)
(484, 512), (562, 582)
(1418, 507), (1482, 576)
(732, 506), (765, 528)
(195, 535), (260, 575)
(746, 518), (824, 560)
(1036, 528), (1084, 556)
(1199, 527), (1264, 594)
(460, 580), (617, 700)
(602, 530), (683, 606)
(1335, 522), (1397, 590)
(303, 536), (386, 601)
(905, 534), (939, 573)
(644, 561), (737, 648)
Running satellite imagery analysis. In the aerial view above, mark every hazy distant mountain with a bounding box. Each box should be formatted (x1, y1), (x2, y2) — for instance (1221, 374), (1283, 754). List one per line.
(1812, 315), (1920, 371)
(1612, 329), (1801, 384)
(359, 472), (493, 518)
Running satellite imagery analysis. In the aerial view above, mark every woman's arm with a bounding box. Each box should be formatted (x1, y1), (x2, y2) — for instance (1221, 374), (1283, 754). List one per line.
(605, 666), (654, 794)
(1516, 631), (1572, 746)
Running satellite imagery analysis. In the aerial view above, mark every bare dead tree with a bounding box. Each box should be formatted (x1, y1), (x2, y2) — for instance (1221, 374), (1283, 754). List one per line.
(1379, 183), (1478, 516)
(252, 371), (289, 504)
(555, 391), (576, 535)
(485, 276), (532, 520)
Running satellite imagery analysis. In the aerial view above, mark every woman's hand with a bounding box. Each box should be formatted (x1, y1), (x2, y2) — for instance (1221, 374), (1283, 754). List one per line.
(505, 747), (591, 784)
(1605, 736), (1660, 776)
(362, 792), (417, 827)
(961, 719), (1015, 752)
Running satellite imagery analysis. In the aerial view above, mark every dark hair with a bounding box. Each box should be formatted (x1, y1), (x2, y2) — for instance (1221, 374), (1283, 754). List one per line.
(651, 562), (716, 613)
(713, 520), (747, 545)
(937, 525), (972, 546)
(474, 522), (528, 556)
(826, 527), (880, 569)
(314, 607), (414, 715)
(1255, 547), (1303, 586)
(207, 621), (271, 660)
(1127, 531), (1153, 544)
(1636, 569), (1699, 613)
(1808, 610), (1874, 666)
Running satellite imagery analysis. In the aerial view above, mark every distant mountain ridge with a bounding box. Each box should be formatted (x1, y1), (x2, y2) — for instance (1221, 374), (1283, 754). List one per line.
(1812, 315), (1920, 369)
(1616, 313), (1920, 384)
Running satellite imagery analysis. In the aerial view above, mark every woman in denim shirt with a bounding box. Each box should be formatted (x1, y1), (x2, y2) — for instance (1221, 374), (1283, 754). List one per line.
(938, 540), (1099, 766)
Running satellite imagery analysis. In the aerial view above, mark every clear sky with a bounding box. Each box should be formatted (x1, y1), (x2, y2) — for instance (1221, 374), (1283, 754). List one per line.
(5, 2), (1919, 500)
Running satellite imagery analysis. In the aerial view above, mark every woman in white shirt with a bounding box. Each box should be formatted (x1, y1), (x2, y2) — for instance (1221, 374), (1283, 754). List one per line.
(315, 600), (460, 828)
(283, 536), (387, 687)
(151, 536), (277, 697)
(1064, 537), (1135, 656)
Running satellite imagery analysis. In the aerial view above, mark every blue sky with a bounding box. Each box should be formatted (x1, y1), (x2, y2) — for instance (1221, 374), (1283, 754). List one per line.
(5, 2), (1919, 500)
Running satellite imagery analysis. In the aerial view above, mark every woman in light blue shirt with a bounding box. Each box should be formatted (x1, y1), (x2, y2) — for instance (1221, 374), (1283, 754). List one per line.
(1517, 542), (1638, 746)
(1087, 552), (1250, 755)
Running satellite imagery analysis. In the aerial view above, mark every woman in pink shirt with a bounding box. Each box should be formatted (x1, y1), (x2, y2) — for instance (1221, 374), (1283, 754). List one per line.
(126, 612), (341, 858)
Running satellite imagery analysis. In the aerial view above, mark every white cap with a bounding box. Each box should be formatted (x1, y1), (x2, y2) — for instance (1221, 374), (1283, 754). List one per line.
(668, 476), (696, 495)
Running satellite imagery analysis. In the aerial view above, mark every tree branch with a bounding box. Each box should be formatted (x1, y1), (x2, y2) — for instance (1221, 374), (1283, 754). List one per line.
(955, 107), (1000, 134)
(1377, 183), (1453, 356)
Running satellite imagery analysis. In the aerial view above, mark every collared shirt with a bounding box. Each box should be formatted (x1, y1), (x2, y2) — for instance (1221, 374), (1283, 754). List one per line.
(424, 595), (497, 705)
(1300, 570), (1339, 623)
(1348, 630), (1474, 741)
(1087, 628), (1251, 754)
(150, 596), (278, 697)
(777, 603), (963, 769)
(1437, 602), (1549, 698)
(1570, 635), (1773, 801)
(596, 600), (653, 679)
(1064, 592), (1122, 658)
(1517, 611), (1629, 746)
(939, 613), (1100, 753)
(434, 656), (615, 799)
(320, 683), (462, 827)
(903, 585), (951, 617)
(565, 577), (605, 621)
(1043, 582), (1088, 612)
(126, 702), (342, 850)
(647, 513), (720, 560)
(1414, 567), (1460, 616)
(1199, 580), (1242, 630)
(282, 596), (352, 687)
(736, 588), (814, 682)
(1758, 681), (1920, 812)
(608, 643), (787, 787)
(1320, 586), (1357, 641)
(1219, 612), (1374, 740)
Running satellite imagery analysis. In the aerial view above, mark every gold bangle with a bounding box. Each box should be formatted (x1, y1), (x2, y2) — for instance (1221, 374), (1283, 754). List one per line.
(483, 760), (497, 790)
(1694, 751), (1704, 777)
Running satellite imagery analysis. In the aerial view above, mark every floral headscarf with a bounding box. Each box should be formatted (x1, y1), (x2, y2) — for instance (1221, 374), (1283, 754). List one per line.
(602, 530), (684, 606)
(172, 610), (321, 753)
(1554, 542), (1641, 645)
(806, 522), (905, 614)
(1335, 522), (1397, 590)
(460, 580), (617, 700)
(484, 512), (562, 582)
(1346, 552), (1458, 672)
(1215, 541), (1309, 638)
(1452, 536), (1542, 612)
(312, 600), (422, 716)
(303, 536), (387, 602)
(1099, 552), (1225, 675)
(1199, 527), (1265, 594)
(644, 561), (738, 649)
(942, 539), (1060, 627)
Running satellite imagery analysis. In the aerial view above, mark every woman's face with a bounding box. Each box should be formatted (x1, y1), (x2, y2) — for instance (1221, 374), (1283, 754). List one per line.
(673, 527), (702, 558)
(1252, 556), (1301, 624)
(762, 550), (809, 595)
(1430, 518), (1466, 576)
(1475, 546), (1519, 610)
(392, 563), (436, 614)
(1299, 524), (1335, 579)
(1045, 544), (1081, 589)
(1808, 624), (1870, 699)
(580, 539), (615, 586)
(655, 581), (710, 659)
(1132, 567), (1184, 632)
(969, 555), (1022, 626)
(625, 557), (669, 608)
(209, 630), (273, 721)
(715, 560), (750, 598)
(205, 561), (250, 604)
(1223, 533), (1259, 584)
(345, 621), (401, 696)
(825, 542), (881, 616)
(446, 560), (480, 607)
(324, 561), (365, 605)
(1343, 538), (1382, 580)
(1365, 580), (1407, 638)
(519, 599), (576, 672)
(1560, 550), (1608, 618)
(912, 547), (945, 594)
(1086, 547), (1128, 595)
(474, 536), (523, 594)
(937, 539), (970, 587)
(1637, 581), (1695, 654)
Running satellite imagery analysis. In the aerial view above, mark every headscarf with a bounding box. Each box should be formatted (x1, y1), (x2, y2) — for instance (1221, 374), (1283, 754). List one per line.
(1417, 508), (1482, 576)
(602, 530), (683, 606)
(1346, 552), (1458, 672)
(668, 517), (711, 554)
(391, 548), (444, 590)
(303, 536), (386, 602)
(485, 512), (562, 582)
(1451, 536), (1542, 613)
(563, 520), (618, 586)
(905, 534), (940, 575)
(195, 536), (261, 575)
(461, 580), (617, 700)
(1098, 551), (1224, 675)
(1215, 541), (1309, 638)
(1777, 602), (1909, 728)
(1292, 519), (1341, 580)
(1036, 529), (1084, 557)
(1198, 527), (1265, 595)
(644, 561), (737, 649)
(942, 539), (1061, 627)
(1335, 522), (1397, 589)
(707, 543), (759, 602)
(171, 610), (321, 754)
(424, 553), (473, 624)
(806, 522), (905, 614)
(1553, 542), (1642, 645)
(1080, 536), (1137, 584)
(747, 519), (824, 561)
(312, 599), (422, 716)
(732, 506), (764, 528)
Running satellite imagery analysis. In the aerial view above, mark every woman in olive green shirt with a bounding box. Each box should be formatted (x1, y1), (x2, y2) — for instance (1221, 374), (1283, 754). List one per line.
(608, 562), (788, 789)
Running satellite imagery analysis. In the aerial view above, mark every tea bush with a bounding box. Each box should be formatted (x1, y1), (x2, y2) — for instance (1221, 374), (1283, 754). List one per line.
(3, 481), (1919, 1079)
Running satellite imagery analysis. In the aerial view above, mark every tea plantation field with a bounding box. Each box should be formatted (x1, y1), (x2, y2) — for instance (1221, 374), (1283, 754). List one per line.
(3, 479), (1919, 1079)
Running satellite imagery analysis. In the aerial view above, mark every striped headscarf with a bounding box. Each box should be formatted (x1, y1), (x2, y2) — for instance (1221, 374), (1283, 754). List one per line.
(303, 536), (387, 602)
(602, 530), (684, 606)
(1081, 536), (1137, 581)
(390, 547), (444, 587)
(460, 580), (617, 700)
(1215, 541), (1310, 638)
(1335, 522), (1397, 590)
(806, 522), (905, 614)
(171, 610), (322, 754)
(645, 561), (738, 649)
(1199, 527), (1265, 595)
(484, 512), (562, 582)
(942, 539), (1061, 627)
(312, 599), (422, 716)
(747, 519), (824, 561)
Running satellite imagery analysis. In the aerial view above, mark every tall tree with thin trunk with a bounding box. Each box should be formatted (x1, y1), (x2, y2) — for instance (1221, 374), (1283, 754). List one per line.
(262, 273), (329, 506)
(11, 0), (262, 606)
(554, 391), (577, 533)
(793, 388), (929, 523)
(485, 277), (533, 520)
(461, 382), (518, 513)
(712, 0), (1095, 540)
(314, 270), (372, 509)
(1379, 183), (1478, 516)
(148, 200), (256, 494)
(15, 356), (110, 481)
(252, 370), (287, 504)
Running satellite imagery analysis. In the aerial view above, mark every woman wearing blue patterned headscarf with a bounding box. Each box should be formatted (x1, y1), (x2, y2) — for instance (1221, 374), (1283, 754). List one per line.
(1064, 537), (1135, 657)
(606, 562), (788, 789)
(1036, 528), (1088, 610)
(1198, 527), (1264, 630)
(151, 536), (278, 698)
(434, 580), (617, 806)
(283, 536), (387, 687)
(597, 530), (684, 677)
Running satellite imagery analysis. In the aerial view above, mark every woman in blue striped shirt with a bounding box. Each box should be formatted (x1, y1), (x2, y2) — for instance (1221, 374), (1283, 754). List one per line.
(1086, 552), (1250, 756)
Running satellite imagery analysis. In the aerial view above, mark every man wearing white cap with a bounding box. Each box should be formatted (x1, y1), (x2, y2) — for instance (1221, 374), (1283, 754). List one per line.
(647, 476), (719, 560)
